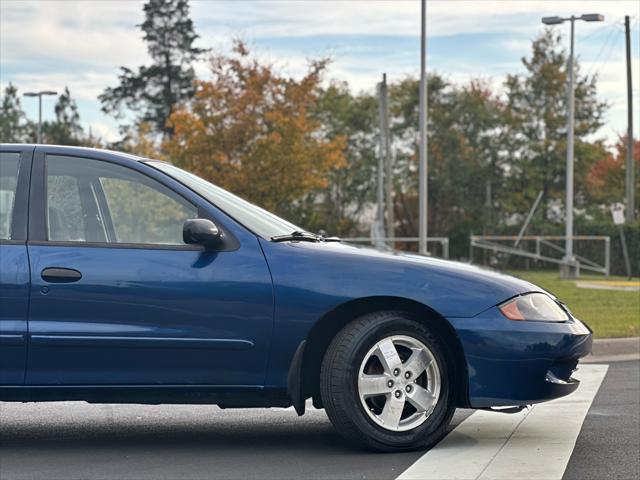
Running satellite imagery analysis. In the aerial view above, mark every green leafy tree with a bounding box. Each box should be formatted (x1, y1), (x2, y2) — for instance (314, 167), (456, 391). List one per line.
(452, 82), (507, 231)
(387, 75), (446, 237)
(99, 0), (207, 137)
(426, 79), (506, 237)
(303, 82), (379, 235)
(42, 87), (84, 145)
(503, 29), (607, 225)
(384, 76), (505, 243)
(0, 83), (33, 142)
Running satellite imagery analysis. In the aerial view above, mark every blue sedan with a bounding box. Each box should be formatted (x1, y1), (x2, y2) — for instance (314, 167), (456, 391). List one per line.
(0, 144), (592, 451)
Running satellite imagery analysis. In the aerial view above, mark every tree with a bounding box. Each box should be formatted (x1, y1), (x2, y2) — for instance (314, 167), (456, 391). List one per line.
(163, 41), (346, 222)
(113, 121), (163, 158)
(427, 79), (507, 237)
(381, 75), (505, 245)
(303, 82), (378, 234)
(586, 136), (640, 218)
(99, 0), (207, 137)
(42, 87), (84, 145)
(503, 29), (608, 225)
(0, 83), (32, 143)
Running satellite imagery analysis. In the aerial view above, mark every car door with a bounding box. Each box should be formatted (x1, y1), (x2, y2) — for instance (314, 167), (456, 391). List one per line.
(0, 145), (32, 385)
(26, 147), (274, 386)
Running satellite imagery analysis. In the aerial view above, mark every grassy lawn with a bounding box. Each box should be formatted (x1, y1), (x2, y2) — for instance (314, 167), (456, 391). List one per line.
(506, 270), (639, 339)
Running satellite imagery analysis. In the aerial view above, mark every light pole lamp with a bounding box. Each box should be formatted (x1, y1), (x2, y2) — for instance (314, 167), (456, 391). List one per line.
(541, 13), (603, 278)
(23, 90), (57, 144)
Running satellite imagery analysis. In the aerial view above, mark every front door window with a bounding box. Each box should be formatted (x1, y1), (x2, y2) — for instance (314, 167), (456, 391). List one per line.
(46, 155), (197, 246)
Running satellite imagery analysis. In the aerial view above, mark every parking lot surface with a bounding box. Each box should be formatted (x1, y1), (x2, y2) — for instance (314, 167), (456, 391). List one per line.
(1, 361), (638, 480)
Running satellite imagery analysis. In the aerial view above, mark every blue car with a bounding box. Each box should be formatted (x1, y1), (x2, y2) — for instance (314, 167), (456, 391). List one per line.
(0, 144), (592, 451)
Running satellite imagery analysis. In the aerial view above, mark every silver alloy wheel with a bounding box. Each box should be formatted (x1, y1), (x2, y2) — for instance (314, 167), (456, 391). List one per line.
(357, 335), (441, 432)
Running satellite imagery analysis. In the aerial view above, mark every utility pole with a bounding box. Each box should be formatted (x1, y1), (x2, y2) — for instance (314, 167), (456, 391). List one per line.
(23, 90), (57, 143)
(418, 0), (428, 255)
(542, 13), (604, 278)
(378, 74), (395, 244)
(625, 15), (635, 223)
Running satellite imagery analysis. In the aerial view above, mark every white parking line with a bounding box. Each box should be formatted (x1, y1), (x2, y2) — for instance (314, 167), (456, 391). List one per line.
(397, 364), (608, 480)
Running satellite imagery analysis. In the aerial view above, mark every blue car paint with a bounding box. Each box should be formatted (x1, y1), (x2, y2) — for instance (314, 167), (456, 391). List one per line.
(26, 242), (273, 386)
(258, 240), (546, 390)
(24, 146), (276, 386)
(0, 245), (30, 385)
(0, 144), (593, 409)
(449, 308), (591, 407)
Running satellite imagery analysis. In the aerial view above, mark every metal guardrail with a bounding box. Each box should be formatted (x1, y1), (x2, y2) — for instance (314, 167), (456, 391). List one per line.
(342, 237), (450, 259)
(470, 235), (611, 276)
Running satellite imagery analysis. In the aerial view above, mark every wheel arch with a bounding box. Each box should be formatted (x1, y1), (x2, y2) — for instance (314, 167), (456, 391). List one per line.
(297, 296), (469, 410)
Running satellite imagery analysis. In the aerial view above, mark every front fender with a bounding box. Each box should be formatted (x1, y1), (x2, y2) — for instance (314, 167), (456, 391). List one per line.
(260, 240), (541, 390)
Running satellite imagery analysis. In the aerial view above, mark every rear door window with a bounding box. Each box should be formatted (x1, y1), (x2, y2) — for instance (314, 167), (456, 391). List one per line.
(0, 152), (20, 240)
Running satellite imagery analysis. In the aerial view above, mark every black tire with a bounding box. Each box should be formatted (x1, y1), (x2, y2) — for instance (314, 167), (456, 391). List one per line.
(320, 311), (456, 452)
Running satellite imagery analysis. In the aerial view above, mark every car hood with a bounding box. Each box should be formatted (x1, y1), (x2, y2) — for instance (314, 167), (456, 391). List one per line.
(261, 240), (544, 318)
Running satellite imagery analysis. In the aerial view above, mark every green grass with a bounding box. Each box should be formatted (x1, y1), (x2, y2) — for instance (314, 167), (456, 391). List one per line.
(506, 270), (640, 339)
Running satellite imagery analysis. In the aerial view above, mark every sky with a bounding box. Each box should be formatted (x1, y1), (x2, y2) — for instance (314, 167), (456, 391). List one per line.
(1, 0), (639, 145)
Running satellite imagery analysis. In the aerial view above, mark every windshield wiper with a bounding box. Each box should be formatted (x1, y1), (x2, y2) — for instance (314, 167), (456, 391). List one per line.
(271, 230), (321, 242)
(320, 235), (341, 242)
(271, 230), (341, 243)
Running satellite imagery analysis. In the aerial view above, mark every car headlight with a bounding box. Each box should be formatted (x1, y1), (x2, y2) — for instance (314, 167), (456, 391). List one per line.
(499, 293), (569, 322)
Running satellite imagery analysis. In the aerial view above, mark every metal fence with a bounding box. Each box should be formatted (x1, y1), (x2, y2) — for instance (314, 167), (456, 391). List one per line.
(470, 235), (611, 276)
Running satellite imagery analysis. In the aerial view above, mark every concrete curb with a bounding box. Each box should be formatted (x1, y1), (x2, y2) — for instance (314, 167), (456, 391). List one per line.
(583, 337), (640, 363)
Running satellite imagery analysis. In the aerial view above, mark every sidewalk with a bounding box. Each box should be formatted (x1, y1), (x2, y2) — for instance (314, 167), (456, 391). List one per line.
(583, 337), (640, 363)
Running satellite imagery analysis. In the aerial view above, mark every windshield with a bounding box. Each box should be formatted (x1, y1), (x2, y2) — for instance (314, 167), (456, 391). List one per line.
(147, 161), (302, 239)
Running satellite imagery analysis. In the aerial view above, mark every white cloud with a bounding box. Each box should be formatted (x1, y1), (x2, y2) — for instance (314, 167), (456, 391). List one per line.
(191, 0), (639, 39)
(2, 71), (118, 101)
(87, 121), (120, 143)
(1, 0), (148, 70)
(1, 0), (638, 144)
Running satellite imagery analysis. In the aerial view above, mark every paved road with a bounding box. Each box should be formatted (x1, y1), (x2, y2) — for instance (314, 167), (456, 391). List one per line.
(0, 361), (637, 480)
(565, 361), (639, 480)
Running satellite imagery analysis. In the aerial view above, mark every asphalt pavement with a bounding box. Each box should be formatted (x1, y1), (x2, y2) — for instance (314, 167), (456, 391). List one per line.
(564, 360), (639, 480)
(0, 361), (638, 480)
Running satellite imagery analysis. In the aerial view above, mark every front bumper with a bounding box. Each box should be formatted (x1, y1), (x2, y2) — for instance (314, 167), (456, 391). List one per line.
(449, 306), (592, 408)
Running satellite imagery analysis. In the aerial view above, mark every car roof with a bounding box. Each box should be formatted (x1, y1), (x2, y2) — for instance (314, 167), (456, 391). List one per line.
(0, 144), (149, 162)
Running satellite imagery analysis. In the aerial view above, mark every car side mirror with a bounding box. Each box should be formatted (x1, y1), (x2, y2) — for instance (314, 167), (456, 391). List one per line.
(183, 219), (221, 247)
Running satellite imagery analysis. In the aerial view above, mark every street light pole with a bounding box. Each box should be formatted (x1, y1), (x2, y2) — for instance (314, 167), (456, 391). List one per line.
(418, 0), (428, 255)
(565, 17), (576, 271)
(541, 13), (603, 278)
(23, 90), (57, 143)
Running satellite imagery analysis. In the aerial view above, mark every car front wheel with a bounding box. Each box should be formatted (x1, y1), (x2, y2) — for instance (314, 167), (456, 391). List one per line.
(320, 311), (455, 452)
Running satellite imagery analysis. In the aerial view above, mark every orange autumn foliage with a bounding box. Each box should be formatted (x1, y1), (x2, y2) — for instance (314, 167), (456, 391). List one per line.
(163, 40), (346, 215)
(586, 136), (640, 205)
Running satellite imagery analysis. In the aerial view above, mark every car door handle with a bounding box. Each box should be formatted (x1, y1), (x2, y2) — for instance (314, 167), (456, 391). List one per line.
(41, 267), (82, 283)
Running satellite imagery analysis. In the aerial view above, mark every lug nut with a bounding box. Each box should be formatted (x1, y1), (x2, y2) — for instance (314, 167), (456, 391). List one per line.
(387, 380), (394, 388)
(393, 368), (400, 376)
(394, 390), (402, 398)
(405, 385), (413, 393)
(404, 371), (412, 379)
